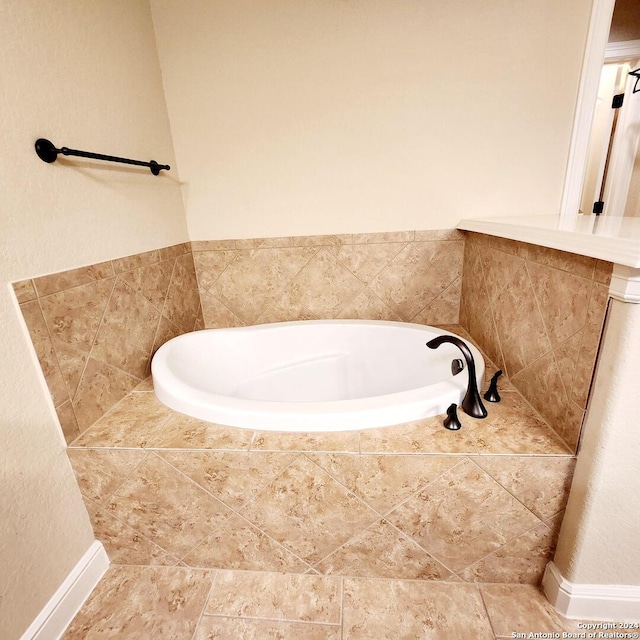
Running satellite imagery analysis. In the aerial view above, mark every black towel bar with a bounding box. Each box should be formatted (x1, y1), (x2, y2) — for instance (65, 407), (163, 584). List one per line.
(35, 138), (170, 175)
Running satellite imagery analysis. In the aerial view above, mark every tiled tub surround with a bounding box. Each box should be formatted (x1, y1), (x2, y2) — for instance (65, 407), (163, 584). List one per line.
(192, 230), (465, 327)
(67, 331), (575, 587)
(13, 244), (203, 443)
(460, 232), (613, 453)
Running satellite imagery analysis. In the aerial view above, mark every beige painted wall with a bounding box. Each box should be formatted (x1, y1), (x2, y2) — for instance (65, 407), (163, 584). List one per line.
(555, 297), (640, 586)
(150, 0), (592, 241)
(0, 1), (188, 638)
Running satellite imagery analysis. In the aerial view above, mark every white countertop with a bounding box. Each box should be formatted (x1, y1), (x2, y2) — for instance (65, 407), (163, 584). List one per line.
(456, 214), (640, 268)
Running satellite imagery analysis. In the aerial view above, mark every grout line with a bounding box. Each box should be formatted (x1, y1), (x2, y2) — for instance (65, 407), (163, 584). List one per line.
(156, 451), (315, 571)
(376, 456), (468, 520)
(152, 254), (178, 337)
(200, 613), (342, 627)
(189, 569), (219, 640)
(339, 576), (344, 639)
(477, 582), (500, 639)
(81, 493), (183, 565)
(87, 447), (153, 504)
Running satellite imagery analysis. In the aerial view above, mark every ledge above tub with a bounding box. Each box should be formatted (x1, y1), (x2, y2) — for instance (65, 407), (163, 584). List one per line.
(457, 214), (640, 268)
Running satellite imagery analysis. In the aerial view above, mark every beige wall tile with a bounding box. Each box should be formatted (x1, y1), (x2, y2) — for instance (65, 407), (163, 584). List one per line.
(292, 233), (352, 247)
(412, 240), (465, 286)
(336, 289), (401, 321)
(368, 244), (447, 320)
(199, 286), (244, 328)
(158, 451), (298, 509)
(561, 401), (586, 451)
(525, 243), (597, 279)
(412, 278), (461, 325)
(73, 391), (173, 446)
(55, 401), (81, 443)
(257, 289), (317, 323)
(72, 357), (141, 432)
(307, 453), (459, 515)
(386, 458), (541, 572)
(119, 259), (174, 310)
(151, 315), (184, 362)
(350, 231), (415, 244)
(251, 431), (360, 453)
(235, 236), (294, 249)
(109, 453), (235, 559)
(314, 518), (451, 580)
(191, 231), (465, 327)
(207, 247), (317, 323)
(91, 279), (161, 379)
(326, 243), (405, 284)
(288, 249), (364, 317)
(39, 278), (115, 352)
(148, 414), (253, 450)
(192, 239), (237, 251)
(480, 246), (525, 304)
(359, 415), (479, 454)
(475, 456), (575, 520)
(12, 278), (37, 303)
(593, 258), (613, 285)
(163, 254), (201, 331)
(459, 241), (490, 327)
(461, 231), (611, 453)
(67, 448), (149, 504)
(85, 500), (181, 567)
(510, 351), (572, 442)
(414, 229), (465, 241)
(492, 266), (552, 376)
(182, 512), (308, 572)
(466, 392), (571, 455)
(111, 249), (161, 274)
(193, 250), (237, 291)
(459, 522), (556, 584)
(159, 242), (191, 260)
(526, 261), (592, 347)
(19, 300), (69, 407)
(238, 455), (379, 564)
(33, 261), (114, 297)
(17, 244), (205, 433)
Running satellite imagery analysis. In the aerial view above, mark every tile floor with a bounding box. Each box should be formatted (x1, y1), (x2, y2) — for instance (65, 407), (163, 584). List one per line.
(63, 565), (601, 639)
(63, 326), (585, 637)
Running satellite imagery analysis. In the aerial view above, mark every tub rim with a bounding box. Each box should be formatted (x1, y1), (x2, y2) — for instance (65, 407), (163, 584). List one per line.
(151, 319), (484, 432)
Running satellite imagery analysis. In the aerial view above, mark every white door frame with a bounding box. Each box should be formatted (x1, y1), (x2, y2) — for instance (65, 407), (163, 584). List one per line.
(602, 42), (640, 217)
(559, 0), (616, 227)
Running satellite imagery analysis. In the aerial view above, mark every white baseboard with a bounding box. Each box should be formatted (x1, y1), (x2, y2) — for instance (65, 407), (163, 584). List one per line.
(543, 561), (640, 622)
(20, 541), (109, 640)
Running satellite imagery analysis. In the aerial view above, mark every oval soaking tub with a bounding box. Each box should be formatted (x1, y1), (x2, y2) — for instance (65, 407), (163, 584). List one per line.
(151, 320), (484, 432)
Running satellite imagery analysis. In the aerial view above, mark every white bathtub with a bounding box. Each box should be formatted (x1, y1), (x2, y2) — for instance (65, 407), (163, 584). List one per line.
(151, 320), (484, 432)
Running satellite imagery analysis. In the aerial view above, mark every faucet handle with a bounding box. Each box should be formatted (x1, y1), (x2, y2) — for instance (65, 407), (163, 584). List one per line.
(443, 403), (462, 430)
(484, 370), (503, 403)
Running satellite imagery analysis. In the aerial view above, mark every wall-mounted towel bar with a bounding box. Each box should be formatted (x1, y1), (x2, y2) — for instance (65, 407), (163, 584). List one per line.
(34, 138), (170, 175)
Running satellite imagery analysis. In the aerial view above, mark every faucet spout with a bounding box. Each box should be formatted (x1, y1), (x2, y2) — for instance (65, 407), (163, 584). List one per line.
(426, 335), (487, 419)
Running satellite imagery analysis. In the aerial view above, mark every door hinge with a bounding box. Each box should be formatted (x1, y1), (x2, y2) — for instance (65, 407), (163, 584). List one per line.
(593, 201), (604, 214)
(612, 93), (624, 109)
